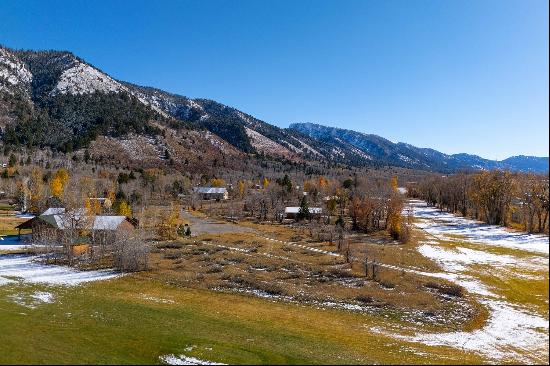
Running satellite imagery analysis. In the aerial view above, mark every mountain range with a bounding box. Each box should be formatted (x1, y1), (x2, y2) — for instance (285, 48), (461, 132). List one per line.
(1, 46), (547, 173)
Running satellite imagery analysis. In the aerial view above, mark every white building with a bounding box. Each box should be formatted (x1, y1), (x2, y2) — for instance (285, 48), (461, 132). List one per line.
(284, 206), (322, 219)
(193, 187), (229, 200)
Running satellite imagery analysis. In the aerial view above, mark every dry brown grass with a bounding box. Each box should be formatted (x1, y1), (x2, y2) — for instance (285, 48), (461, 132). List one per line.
(143, 218), (484, 331)
(0, 215), (30, 235)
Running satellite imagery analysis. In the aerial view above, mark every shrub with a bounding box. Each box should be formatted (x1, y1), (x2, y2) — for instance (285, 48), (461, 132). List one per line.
(164, 251), (182, 260)
(425, 282), (464, 297)
(157, 242), (183, 249)
(355, 295), (374, 304)
(379, 280), (395, 289)
(112, 230), (150, 272)
(206, 264), (223, 273)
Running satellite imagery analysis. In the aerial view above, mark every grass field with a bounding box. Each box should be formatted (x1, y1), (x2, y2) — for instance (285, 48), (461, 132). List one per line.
(0, 201), (547, 364)
(0, 276), (486, 365)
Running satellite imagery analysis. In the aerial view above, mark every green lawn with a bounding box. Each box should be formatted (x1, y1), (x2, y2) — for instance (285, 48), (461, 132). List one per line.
(0, 276), (485, 365)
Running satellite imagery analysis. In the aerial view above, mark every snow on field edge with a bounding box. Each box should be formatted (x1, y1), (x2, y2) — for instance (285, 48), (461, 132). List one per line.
(409, 200), (549, 255)
(160, 354), (226, 365)
(0, 255), (120, 286)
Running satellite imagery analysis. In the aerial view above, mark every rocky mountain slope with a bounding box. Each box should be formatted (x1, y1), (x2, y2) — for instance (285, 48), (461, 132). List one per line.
(0, 47), (245, 172)
(1, 46), (547, 173)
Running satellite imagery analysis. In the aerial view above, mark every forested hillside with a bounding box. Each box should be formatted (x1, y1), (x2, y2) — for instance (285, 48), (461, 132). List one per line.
(1, 46), (547, 173)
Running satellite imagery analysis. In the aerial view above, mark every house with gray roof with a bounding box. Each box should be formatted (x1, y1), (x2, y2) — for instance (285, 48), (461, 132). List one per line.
(15, 207), (137, 242)
(193, 187), (229, 200)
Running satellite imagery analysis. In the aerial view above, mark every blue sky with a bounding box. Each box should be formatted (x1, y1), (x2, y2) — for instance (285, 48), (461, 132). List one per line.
(1, 0), (548, 159)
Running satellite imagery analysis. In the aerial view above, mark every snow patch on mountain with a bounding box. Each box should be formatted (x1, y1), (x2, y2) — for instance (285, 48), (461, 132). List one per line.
(245, 127), (294, 157)
(331, 147), (345, 158)
(52, 62), (124, 95)
(350, 147), (372, 160)
(187, 99), (204, 111)
(235, 111), (254, 125)
(115, 134), (166, 161)
(0, 48), (33, 92)
(52, 62), (172, 117)
(129, 89), (178, 117)
(288, 136), (322, 157)
(203, 131), (228, 152)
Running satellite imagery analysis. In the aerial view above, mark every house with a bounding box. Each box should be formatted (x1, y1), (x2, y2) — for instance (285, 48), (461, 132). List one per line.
(193, 187), (229, 200)
(15, 207), (136, 242)
(284, 206), (323, 220)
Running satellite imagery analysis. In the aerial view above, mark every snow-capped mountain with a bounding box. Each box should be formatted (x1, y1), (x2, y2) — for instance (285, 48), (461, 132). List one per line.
(290, 123), (549, 173)
(0, 46), (547, 173)
(0, 46), (330, 161)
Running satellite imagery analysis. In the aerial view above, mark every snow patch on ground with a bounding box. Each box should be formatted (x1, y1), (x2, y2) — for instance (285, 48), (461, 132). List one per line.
(160, 354), (225, 365)
(0, 276), (14, 286)
(400, 200), (550, 363)
(409, 200), (549, 255)
(115, 134), (166, 161)
(140, 293), (175, 304)
(8, 291), (55, 309)
(407, 299), (548, 362)
(330, 146), (345, 158)
(418, 245), (517, 271)
(31, 291), (55, 303)
(0, 255), (120, 286)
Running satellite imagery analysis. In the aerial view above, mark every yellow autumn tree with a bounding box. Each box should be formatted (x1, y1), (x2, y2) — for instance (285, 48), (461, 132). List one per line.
(238, 180), (246, 199)
(80, 176), (101, 214)
(390, 176), (398, 192)
(6, 166), (17, 177)
(157, 202), (180, 240)
(29, 168), (44, 212)
(49, 168), (70, 198)
(168, 203), (180, 228)
(211, 178), (225, 187)
(115, 201), (132, 217)
(106, 181), (117, 208)
(262, 177), (269, 189)
(303, 179), (316, 193)
(318, 176), (329, 189)
(84, 197), (102, 215)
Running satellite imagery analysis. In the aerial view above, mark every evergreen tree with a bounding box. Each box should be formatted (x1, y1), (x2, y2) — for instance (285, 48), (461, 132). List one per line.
(297, 196), (311, 221)
(8, 153), (17, 167)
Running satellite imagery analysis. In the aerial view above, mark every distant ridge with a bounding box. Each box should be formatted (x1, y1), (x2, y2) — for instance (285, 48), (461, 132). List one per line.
(290, 123), (549, 173)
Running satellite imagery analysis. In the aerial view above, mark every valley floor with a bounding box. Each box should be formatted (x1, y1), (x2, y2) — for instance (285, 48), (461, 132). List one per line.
(0, 200), (548, 364)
